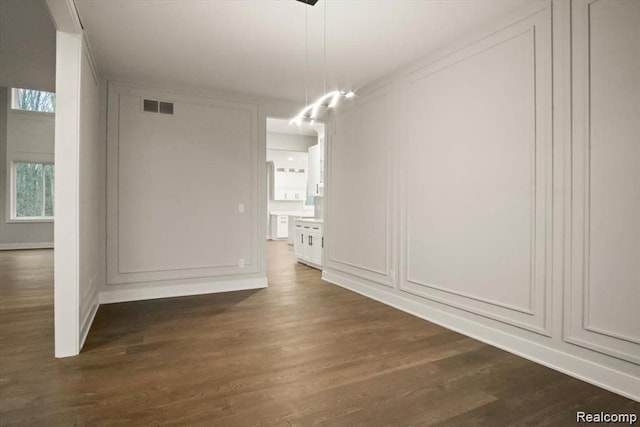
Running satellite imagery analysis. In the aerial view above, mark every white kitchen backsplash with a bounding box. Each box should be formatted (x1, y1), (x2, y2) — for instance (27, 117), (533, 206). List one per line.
(269, 200), (306, 212)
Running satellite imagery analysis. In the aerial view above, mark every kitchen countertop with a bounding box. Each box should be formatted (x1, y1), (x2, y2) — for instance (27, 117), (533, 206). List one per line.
(270, 211), (314, 217)
(294, 218), (324, 224)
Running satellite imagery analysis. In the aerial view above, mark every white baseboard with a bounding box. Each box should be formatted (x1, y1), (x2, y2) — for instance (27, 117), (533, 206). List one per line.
(322, 269), (640, 403)
(0, 242), (54, 250)
(79, 287), (99, 350)
(99, 277), (268, 304)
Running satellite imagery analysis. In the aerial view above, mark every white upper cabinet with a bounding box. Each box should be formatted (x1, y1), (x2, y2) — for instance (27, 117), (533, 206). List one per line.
(307, 137), (325, 197)
(307, 144), (320, 197)
(268, 149), (308, 201)
(272, 165), (307, 201)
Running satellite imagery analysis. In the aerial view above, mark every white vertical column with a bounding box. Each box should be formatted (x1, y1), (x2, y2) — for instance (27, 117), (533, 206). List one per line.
(54, 31), (82, 357)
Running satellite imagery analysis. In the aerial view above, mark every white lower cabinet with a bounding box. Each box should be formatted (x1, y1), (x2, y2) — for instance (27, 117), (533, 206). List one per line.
(287, 216), (296, 245)
(304, 229), (323, 266)
(270, 215), (288, 239)
(293, 220), (323, 269)
(294, 225), (305, 259)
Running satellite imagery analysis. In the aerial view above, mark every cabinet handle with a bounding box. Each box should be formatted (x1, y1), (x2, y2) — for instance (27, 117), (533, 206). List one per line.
(316, 184), (318, 193)
(301, 234), (304, 244)
(309, 235), (313, 246)
(322, 237), (324, 248)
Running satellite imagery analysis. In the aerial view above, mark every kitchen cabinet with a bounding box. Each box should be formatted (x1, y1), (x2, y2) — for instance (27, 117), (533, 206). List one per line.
(307, 145), (320, 196)
(293, 219), (323, 269)
(304, 228), (323, 266)
(319, 136), (324, 185)
(281, 213), (315, 244)
(270, 214), (288, 239)
(307, 143), (324, 197)
(288, 217), (296, 245)
(272, 165), (307, 201)
(294, 226), (305, 259)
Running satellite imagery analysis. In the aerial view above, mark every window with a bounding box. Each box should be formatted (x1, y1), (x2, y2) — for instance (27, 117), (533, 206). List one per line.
(11, 88), (56, 113)
(12, 162), (55, 220)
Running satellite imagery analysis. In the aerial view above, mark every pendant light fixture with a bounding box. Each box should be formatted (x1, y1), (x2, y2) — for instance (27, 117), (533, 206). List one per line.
(290, 0), (354, 126)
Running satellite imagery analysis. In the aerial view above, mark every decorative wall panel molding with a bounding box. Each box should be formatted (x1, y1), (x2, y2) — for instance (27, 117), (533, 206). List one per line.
(106, 83), (259, 285)
(324, 0), (640, 401)
(399, 9), (552, 335)
(565, 0), (640, 364)
(325, 83), (395, 287)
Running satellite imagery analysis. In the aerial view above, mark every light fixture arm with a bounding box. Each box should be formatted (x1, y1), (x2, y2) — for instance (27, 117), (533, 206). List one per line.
(290, 90), (355, 126)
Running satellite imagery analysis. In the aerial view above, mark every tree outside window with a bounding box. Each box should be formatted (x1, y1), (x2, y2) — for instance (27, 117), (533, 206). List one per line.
(12, 88), (56, 113)
(14, 163), (55, 219)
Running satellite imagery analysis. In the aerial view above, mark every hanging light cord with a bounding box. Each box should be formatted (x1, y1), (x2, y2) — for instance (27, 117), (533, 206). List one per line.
(305, 7), (309, 107)
(290, 0), (354, 126)
(323, 0), (327, 94)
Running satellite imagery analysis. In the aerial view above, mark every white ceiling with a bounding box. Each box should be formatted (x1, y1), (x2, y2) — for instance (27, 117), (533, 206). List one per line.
(75, 0), (537, 102)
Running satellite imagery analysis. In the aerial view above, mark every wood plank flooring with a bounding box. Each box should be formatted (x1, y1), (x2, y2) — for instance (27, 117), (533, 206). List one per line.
(1, 242), (638, 425)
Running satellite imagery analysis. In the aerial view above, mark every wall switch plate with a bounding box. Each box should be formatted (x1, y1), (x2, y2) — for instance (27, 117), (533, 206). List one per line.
(238, 203), (245, 213)
(238, 259), (245, 268)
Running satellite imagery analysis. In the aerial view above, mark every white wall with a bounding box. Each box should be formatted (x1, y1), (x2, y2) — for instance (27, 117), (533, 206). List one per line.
(0, 87), (55, 248)
(53, 28), (104, 356)
(0, 0), (56, 92)
(328, 87), (392, 284)
(78, 50), (104, 349)
(45, 0), (301, 357)
(323, 0), (639, 401)
(267, 132), (316, 152)
(102, 82), (299, 303)
(565, 0), (640, 366)
(0, 0), (57, 249)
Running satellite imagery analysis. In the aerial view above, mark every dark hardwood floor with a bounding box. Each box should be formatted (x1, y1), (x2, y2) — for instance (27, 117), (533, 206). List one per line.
(1, 242), (638, 425)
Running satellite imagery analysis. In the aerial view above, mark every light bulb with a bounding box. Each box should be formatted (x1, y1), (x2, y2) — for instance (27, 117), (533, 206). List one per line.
(291, 90), (349, 124)
(310, 104), (321, 119)
(328, 92), (341, 108)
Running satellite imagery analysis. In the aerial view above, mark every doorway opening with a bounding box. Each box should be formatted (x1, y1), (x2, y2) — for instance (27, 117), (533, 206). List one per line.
(265, 117), (325, 271)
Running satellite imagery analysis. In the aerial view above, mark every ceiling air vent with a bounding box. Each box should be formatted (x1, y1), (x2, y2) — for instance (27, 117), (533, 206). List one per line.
(142, 99), (174, 115)
(143, 99), (158, 113)
(159, 102), (174, 115)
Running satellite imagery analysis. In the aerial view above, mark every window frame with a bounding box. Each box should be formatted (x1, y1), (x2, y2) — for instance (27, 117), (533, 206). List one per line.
(9, 161), (55, 223)
(10, 88), (56, 115)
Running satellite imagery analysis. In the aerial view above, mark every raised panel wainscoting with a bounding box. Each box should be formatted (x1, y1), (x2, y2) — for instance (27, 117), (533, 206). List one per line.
(323, 0), (640, 401)
(326, 82), (395, 287)
(565, 0), (640, 365)
(400, 8), (552, 336)
(107, 83), (260, 286)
